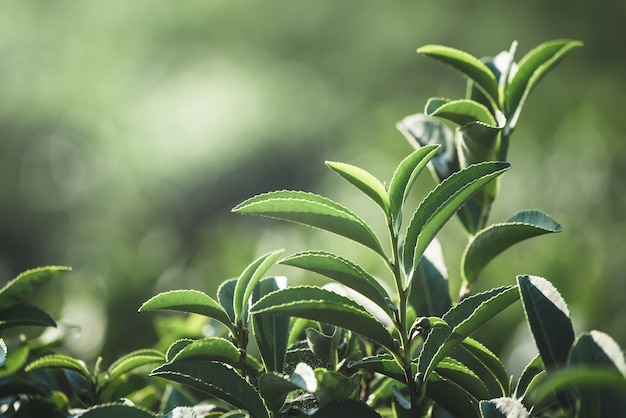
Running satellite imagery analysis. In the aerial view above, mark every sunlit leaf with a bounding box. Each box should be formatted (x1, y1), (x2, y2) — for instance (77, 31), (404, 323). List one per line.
(403, 161), (510, 279)
(218, 278), (238, 323)
(169, 337), (241, 367)
(436, 357), (489, 401)
(0, 266), (71, 309)
(233, 250), (283, 324)
(280, 251), (394, 318)
(506, 40), (583, 129)
(388, 144), (440, 231)
(107, 349), (165, 382)
(152, 361), (270, 418)
(250, 286), (396, 352)
(418, 44), (499, 104)
(25, 353), (91, 381)
(314, 369), (361, 407)
(326, 161), (389, 213)
(479, 397), (530, 418)
(139, 290), (235, 335)
(233, 191), (386, 257)
(75, 403), (157, 417)
(517, 275), (574, 371)
(426, 98), (497, 127)
(418, 286), (519, 380)
(462, 210), (562, 284)
(0, 338), (6, 368)
(458, 337), (510, 398)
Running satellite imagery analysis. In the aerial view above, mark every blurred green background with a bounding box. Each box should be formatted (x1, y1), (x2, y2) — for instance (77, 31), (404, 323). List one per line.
(1, 1), (625, 375)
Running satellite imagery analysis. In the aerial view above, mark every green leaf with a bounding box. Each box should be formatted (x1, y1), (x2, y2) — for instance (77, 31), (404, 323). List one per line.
(252, 277), (290, 373)
(326, 161), (390, 213)
(233, 191), (386, 257)
(455, 114), (504, 169)
(517, 275), (574, 371)
(427, 370), (480, 418)
(139, 290), (235, 335)
(314, 369), (361, 407)
(506, 40), (583, 129)
(479, 397), (530, 418)
(280, 251), (394, 319)
(396, 114), (458, 183)
(514, 354), (544, 400)
(418, 286), (519, 380)
(25, 353), (91, 381)
(426, 98), (497, 127)
(567, 331), (626, 418)
(403, 161), (510, 278)
(75, 403), (157, 417)
(218, 278), (238, 323)
(258, 372), (302, 413)
(458, 337), (510, 398)
(311, 399), (383, 417)
(0, 266), (71, 309)
(408, 240), (452, 318)
(233, 250), (283, 324)
(462, 210), (562, 284)
(436, 357), (490, 401)
(169, 337), (241, 366)
(107, 349), (165, 382)
(418, 44), (499, 104)
(0, 303), (57, 330)
(388, 144), (440, 231)
(348, 354), (406, 382)
(250, 286), (396, 352)
(152, 361), (270, 418)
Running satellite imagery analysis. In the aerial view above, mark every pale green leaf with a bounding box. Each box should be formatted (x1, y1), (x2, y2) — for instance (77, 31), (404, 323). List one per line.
(169, 337), (241, 366)
(479, 397), (530, 418)
(250, 286), (396, 352)
(233, 191), (386, 257)
(326, 161), (389, 213)
(280, 251), (394, 319)
(418, 44), (499, 104)
(388, 144), (440, 231)
(0, 266), (71, 309)
(403, 161), (510, 279)
(426, 98), (497, 126)
(462, 210), (562, 284)
(107, 349), (165, 382)
(25, 353), (91, 380)
(233, 250), (283, 324)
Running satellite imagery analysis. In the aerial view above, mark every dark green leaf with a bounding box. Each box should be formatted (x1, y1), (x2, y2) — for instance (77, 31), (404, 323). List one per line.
(280, 251), (394, 318)
(459, 337), (510, 398)
(506, 40), (583, 129)
(0, 266), (71, 309)
(326, 161), (389, 213)
(418, 286), (519, 380)
(456, 115), (504, 169)
(311, 399), (383, 417)
(403, 162), (510, 279)
(462, 210), (562, 284)
(314, 369), (361, 407)
(418, 45), (499, 104)
(348, 354), (406, 382)
(427, 370), (480, 418)
(139, 290), (235, 335)
(479, 397), (530, 418)
(517, 275), (574, 371)
(25, 353), (91, 381)
(250, 286), (396, 352)
(408, 240), (452, 318)
(233, 191), (386, 257)
(258, 372), (302, 413)
(396, 114), (458, 184)
(218, 278), (238, 323)
(75, 403), (157, 417)
(252, 277), (290, 373)
(436, 357), (490, 401)
(388, 144), (440, 231)
(107, 349), (165, 382)
(514, 354), (544, 400)
(233, 250), (283, 324)
(0, 303), (56, 330)
(152, 361), (270, 418)
(306, 327), (335, 366)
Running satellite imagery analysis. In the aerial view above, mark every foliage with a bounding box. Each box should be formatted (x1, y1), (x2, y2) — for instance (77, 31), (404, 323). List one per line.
(2, 39), (625, 418)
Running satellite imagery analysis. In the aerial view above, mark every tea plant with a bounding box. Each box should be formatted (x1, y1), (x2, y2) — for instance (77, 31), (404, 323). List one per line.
(3, 39), (625, 418)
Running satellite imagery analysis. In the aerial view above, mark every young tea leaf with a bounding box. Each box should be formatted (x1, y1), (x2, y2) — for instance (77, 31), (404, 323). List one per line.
(403, 161), (510, 279)
(326, 161), (390, 213)
(0, 266), (71, 309)
(426, 98), (497, 127)
(462, 210), (562, 285)
(436, 357), (490, 401)
(168, 337), (241, 367)
(139, 290), (235, 335)
(517, 275), (574, 371)
(233, 250), (283, 324)
(418, 44), (499, 104)
(250, 286), (397, 352)
(107, 349), (165, 382)
(233, 191), (386, 258)
(388, 144), (440, 231)
(459, 337), (510, 398)
(25, 353), (91, 381)
(279, 251), (394, 319)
